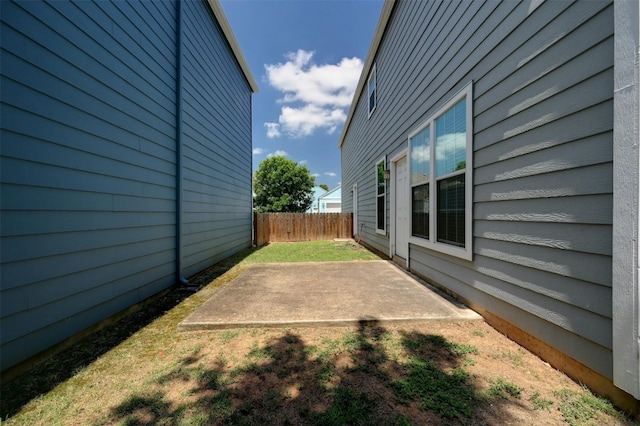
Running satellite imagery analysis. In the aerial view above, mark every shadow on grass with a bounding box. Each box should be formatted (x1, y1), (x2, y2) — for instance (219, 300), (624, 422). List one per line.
(0, 247), (258, 420)
(103, 320), (522, 425)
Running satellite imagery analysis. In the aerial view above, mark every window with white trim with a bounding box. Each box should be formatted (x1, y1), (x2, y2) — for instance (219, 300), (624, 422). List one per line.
(409, 82), (473, 260)
(376, 158), (385, 233)
(368, 64), (377, 117)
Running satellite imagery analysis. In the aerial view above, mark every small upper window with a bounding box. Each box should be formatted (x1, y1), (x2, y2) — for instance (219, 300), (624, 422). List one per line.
(368, 64), (377, 117)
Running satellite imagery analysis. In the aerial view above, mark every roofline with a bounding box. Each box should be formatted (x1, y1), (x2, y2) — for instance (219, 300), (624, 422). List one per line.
(338, 0), (396, 148)
(207, 0), (259, 93)
(318, 184), (342, 201)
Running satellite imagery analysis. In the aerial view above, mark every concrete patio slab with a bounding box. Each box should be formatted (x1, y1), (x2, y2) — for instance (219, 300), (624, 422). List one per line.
(179, 260), (480, 331)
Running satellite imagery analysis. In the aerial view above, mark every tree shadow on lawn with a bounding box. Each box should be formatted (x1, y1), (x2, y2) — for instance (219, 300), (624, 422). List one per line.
(105, 320), (525, 425)
(0, 247), (257, 420)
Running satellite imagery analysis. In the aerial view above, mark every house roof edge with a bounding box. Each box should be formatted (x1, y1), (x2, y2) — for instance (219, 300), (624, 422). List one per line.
(319, 184), (342, 200)
(207, 0), (259, 93)
(338, 0), (396, 148)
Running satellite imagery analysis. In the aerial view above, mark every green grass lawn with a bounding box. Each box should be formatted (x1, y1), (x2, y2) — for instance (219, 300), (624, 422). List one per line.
(245, 240), (381, 263)
(0, 241), (633, 426)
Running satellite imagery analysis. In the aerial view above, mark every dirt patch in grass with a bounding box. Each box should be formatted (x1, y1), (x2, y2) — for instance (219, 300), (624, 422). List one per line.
(4, 321), (633, 425)
(1, 242), (636, 425)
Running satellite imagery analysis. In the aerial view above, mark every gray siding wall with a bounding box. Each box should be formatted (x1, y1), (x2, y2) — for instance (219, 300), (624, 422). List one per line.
(0, 0), (252, 372)
(181, 0), (252, 276)
(342, 0), (614, 379)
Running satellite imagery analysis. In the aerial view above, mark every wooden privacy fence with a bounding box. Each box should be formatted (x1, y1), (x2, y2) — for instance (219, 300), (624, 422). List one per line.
(254, 213), (353, 246)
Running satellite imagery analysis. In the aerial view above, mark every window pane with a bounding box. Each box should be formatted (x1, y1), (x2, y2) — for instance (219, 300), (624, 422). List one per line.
(435, 98), (466, 177)
(368, 70), (376, 113)
(437, 174), (465, 246)
(377, 196), (385, 230)
(377, 161), (385, 195)
(410, 126), (430, 186)
(412, 183), (429, 239)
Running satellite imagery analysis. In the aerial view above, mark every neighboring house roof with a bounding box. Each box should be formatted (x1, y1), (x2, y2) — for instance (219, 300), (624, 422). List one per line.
(338, 0), (395, 148)
(318, 185), (341, 213)
(308, 187), (329, 212)
(207, 0), (259, 93)
(318, 185), (342, 202)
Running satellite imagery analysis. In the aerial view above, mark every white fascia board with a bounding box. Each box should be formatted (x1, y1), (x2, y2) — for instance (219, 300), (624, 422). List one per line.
(338, 0), (396, 148)
(207, 0), (259, 93)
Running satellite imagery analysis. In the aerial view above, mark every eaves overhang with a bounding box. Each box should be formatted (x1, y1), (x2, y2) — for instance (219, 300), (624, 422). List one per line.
(338, 0), (396, 148)
(207, 0), (259, 93)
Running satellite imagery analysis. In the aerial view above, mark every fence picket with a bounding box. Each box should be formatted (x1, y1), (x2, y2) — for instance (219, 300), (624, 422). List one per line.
(253, 213), (353, 246)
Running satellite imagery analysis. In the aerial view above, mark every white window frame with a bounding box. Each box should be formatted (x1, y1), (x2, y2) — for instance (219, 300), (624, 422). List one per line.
(375, 156), (386, 235)
(408, 82), (473, 260)
(368, 64), (377, 118)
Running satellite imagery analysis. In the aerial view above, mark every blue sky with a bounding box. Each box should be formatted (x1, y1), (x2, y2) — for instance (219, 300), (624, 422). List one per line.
(219, 0), (384, 190)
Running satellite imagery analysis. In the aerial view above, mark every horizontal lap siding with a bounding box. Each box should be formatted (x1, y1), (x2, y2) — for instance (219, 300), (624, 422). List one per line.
(181, 0), (252, 276)
(0, 0), (177, 371)
(342, 0), (614, 378)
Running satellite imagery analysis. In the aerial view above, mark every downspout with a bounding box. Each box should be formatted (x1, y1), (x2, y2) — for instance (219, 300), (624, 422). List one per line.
(175, 0), (189, 285)
(251, 97), (256, 247)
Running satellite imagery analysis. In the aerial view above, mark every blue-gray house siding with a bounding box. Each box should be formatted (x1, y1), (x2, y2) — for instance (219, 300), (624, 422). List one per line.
(340, 0), (639, 408)
(181, 0), (253, 276)
(0, 0), (257, 373)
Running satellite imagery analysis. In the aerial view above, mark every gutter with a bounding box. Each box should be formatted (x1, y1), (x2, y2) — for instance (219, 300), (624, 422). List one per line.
(175, 0), (190, 286)
(207, 0), (259, 93)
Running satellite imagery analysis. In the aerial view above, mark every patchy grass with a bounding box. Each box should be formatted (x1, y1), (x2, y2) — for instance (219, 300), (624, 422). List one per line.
(305, 386), (381, 426)
(486, 377), (524, 400)
(1, 241), (635, 425)
(393, 359), (478, 419)
(530, 391), (554, 411)
(491, 349), (526, 368)
(554, 387), (628, 426)
(391, 329), (482, 420)
(472, 328), (485, 337)
(219, 330), (241, 344)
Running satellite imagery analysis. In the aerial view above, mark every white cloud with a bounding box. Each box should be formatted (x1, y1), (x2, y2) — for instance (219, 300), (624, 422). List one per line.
(299, 160), (308, 165)
(264, 122), (281, 138)
(411, 144), (430, 164)
(252, 147), (264, 155)
(435, 132), (466, 173)
(324, 172), (337, 177)
(266, 50), (362, 107)
(278, 104), (346, 137)
(266, 150), (288, 158)
(311, 173), (320, 178)
(264, 49), (363, 138)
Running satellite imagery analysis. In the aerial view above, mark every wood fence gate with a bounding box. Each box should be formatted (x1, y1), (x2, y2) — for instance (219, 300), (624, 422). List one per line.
(253, 213), (353, 246)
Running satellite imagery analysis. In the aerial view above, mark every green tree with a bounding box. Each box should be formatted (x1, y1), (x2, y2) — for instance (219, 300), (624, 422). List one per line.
(253, 156), (315, 212)
(319, 184), (330, 191)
